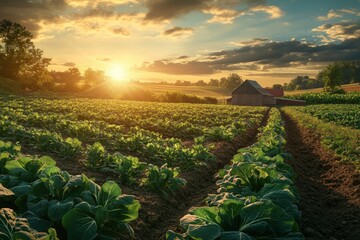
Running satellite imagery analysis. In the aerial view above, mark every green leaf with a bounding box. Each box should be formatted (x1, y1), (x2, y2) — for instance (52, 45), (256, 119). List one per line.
(108, 195), (140, 223)
(62, 202), (97, 240)
(187, 223), (221, 240)
(22, 211), (53, 233)
(98, 181), (121, 207)
(48, 198), (74, 222)
(220, 231), (254, 240)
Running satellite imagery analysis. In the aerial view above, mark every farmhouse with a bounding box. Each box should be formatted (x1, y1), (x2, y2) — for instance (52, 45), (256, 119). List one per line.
(230, 80), (305, 106)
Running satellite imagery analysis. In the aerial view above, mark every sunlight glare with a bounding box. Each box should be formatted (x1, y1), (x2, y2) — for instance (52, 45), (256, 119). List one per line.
(107, 65), (127, 82)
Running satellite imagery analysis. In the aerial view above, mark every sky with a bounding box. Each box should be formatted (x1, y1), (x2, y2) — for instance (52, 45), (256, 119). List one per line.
(1, 0), (360, 87)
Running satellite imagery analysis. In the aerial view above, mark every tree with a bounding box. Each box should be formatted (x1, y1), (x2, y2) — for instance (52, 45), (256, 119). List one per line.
(84, 68), (106, 88)
(64, 67), (81, 91)
(224, 73), (242, 90)
(323, 63), (341, 92)
(272, 84), (283, 90)
(0, 19), (51, 90)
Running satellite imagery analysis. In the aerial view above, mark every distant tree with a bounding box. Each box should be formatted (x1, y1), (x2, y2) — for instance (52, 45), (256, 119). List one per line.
(272, 84), (283, 90)
(224, 73), (242, 90)
(0, 19), (51, 90)
(84, 68), (106, 88)
(219, 77), (227, 88)
(209, 78), (219, 87)
(64, 67), (81, 91)
(195, 80), (207, 86)
(323, 63), (341, 92)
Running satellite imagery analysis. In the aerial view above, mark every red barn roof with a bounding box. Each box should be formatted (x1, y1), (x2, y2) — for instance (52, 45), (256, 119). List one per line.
(265, 88), (284, 97)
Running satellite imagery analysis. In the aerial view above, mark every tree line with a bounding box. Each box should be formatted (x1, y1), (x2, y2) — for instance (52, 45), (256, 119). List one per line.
(0, 19), (106, 92)
(282, 61), (360, 93)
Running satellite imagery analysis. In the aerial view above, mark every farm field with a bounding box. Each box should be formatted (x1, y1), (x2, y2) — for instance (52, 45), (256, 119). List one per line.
(1, 95), (360, 240)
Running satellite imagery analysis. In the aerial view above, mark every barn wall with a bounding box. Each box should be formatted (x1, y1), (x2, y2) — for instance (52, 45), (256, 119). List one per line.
(263, 96), (276, 105)
(231, 94), (264, 105)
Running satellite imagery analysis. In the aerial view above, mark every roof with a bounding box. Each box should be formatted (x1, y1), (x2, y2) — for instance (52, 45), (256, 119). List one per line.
(232, 80), (273, 96)
(266, 88), (284, 97)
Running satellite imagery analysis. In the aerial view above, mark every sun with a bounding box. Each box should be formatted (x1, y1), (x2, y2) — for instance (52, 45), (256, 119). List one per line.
(107, 65), (127, 82)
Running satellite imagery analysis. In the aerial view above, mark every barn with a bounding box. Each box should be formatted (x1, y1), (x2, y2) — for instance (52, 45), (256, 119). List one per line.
(231, 80), (276, 106)
(230, 80), (305, 106)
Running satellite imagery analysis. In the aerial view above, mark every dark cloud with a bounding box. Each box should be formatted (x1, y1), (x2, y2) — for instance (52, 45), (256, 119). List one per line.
(97, 58), (112, 62)
(144, 0), (209, 22)
(162, 26), (194, 38)
(143, 0), (267, 22)
(0, 0), (67, 35)
(139, 37), (360, 75)
(51, 61), (76, 67)
(112, 27), (130, 36)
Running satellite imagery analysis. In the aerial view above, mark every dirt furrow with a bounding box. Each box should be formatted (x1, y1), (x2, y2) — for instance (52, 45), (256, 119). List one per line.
(282, 111), (360, 240)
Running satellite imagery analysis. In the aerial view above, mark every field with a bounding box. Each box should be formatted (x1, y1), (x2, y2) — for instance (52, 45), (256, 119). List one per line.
(284, 83), (360, 95)
(0, 95), (360, 240)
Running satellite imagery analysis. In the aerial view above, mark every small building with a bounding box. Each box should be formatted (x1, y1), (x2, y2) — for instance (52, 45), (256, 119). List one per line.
(230, 80), (305, 106)
(231, 80), (276, 106)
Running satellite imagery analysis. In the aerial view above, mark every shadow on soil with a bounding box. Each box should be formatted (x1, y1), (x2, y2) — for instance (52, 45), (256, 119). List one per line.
(282, 112), (360, 240)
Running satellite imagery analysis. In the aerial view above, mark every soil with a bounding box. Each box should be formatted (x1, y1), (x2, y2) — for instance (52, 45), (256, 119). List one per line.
(282, 111), (360, 240)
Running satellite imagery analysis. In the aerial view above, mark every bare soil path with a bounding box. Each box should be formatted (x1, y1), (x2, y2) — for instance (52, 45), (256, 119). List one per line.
(282, 111), (360, 240)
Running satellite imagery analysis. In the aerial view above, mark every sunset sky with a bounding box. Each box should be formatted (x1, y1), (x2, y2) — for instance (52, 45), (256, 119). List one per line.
(1, 0), (359, 86)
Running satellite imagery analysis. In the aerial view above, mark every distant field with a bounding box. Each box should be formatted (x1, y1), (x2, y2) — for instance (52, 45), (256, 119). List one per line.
(139, 83), (231, 99)
(284, 83), (360, 95)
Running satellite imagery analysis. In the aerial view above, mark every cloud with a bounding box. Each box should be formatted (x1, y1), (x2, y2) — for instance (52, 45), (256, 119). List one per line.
(138, 37), (360, 75)
(51, 61), (77, 67)
(143, 0), (281, 23)
(249, 5), (284, 19)
(203, 7), (242, 24)
(317, 8), (360, 21)
(112, 27), (130, 36)
(0, 0), (141, 37)
(144, 0), (209, 22)
(313, 21), (360, 42)
(162, 26), (194, 38)
(0, 0), (67, 34)
(231, 38), (270, 47)
(97, 58), (112, 62)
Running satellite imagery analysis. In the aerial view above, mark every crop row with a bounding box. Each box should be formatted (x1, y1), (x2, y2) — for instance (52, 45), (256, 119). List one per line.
(283, 107), (360, 167)
(0, 140), (140, 239)
(0, 96), (267, 139)
(286, 92), (360, 104)
(290, 104), (360, 129)
(167, 108), (304, 239)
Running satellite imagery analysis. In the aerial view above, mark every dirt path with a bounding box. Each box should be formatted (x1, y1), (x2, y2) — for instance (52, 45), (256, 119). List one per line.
(282, 111), (360, 240)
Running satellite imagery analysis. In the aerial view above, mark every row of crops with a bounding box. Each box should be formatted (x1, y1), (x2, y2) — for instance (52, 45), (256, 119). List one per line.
(0, 96), (266, 140)
(289, 104), (360, 129)
(0, 141), (140, 239)
(167, 108), (304, 239)
(286, 92), (360, 104)
(283, 107), (360, 166)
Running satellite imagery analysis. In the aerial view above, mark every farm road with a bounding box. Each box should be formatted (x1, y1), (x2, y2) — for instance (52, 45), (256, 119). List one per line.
(283, 112), (360, 240)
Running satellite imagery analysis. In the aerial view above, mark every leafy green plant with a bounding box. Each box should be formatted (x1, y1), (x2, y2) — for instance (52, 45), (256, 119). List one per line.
(106, 154), (147, 185)
(86, 142), (106, 168)
(142, 164), (186, 199)
(0, 208), (58, 240)
(63, 181), (140, 240)
(59, 137), (82, 159)
(167, 199), (302, 240)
